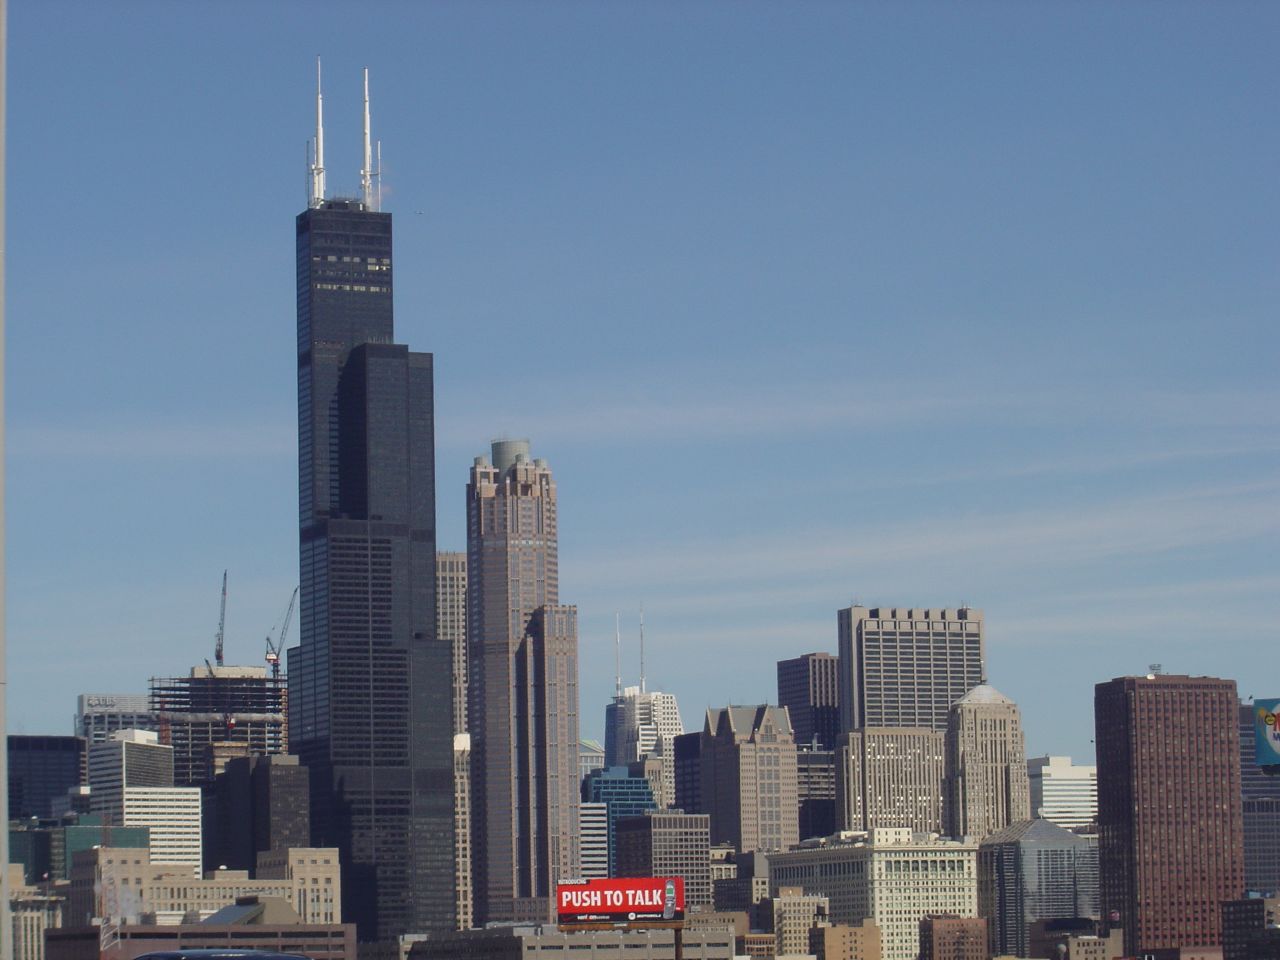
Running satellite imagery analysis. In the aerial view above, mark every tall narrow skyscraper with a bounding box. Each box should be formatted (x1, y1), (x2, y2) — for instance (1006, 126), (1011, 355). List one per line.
(1095, 674), (1244, 955)
(287, 68), (453, 941)
(944, 684), (1031, 841)
(468, 439), (580, 923)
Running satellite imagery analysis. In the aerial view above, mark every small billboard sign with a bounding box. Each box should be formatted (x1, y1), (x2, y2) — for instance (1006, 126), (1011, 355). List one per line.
(1256, 699), (1280, 766)
(557, 877), (685, 925)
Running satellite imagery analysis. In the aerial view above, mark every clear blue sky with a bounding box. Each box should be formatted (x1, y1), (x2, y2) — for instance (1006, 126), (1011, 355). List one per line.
(6, 2), (1278, 760)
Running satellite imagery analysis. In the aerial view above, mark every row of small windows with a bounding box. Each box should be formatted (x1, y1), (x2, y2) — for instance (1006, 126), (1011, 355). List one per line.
(314, 282), (390, 293)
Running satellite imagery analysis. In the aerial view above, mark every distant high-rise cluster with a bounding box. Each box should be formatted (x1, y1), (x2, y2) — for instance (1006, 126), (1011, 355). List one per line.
(5, 68), (1267, 960)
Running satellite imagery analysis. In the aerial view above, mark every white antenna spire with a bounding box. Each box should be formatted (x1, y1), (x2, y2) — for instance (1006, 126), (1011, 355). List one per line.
(361, 67), (373, 209)
(614, 613), (622, 698)
(376, 139), (382, 212)
(310, 56), (326, 207)
(639, 606), (646, 694)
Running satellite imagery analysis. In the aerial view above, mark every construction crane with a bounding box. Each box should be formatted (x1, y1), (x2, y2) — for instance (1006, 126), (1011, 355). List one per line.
(265, 587), (298, 681)
(214, 570), (228, 667)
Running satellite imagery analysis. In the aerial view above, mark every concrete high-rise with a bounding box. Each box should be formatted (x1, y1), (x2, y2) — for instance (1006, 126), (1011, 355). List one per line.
(944, 685), (1031, 841)
(287, 81), (452, 940)
(1026, 756), (1097, 829)
(468, 439), (580, 923)
(777, 653), (841, 750)
(149, 665), (287, 787)
(1095, 674), (1245, 955)
(437, 552), (474, 929)
(615, 811), (712, 908)
(837, 607), (984, 733)
(836, 728), (945, 834)
(700, 705), (798, 854)
(75, 694), (154, 744)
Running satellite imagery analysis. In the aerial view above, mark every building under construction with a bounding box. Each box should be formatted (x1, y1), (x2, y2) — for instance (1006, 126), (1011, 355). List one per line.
(149, 665), (288, 786)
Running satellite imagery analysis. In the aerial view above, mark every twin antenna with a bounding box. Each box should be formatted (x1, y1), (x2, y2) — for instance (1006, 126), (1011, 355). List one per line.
(308, 58), (381, 211)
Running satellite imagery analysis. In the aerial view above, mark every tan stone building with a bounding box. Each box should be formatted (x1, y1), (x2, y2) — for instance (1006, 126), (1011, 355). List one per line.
(701, 705), (798, 854)
(769, 886), (829, 956)
(254, 846), (342, 923)
(809, 920), (882, 960)
(836, 728), (944, 834)
(944, 685), (1031, 841)
(768, 828), (978, 960)
(918, 915), (986, 960)
(468, 440), (580, 923)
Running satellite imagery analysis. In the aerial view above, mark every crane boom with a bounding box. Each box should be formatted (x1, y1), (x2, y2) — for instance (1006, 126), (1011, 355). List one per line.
(265, 586), (299, 681)
(215, 570), (227, 668)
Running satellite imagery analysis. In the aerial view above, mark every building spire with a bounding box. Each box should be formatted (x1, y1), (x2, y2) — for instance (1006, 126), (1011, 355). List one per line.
(310, 56), (326, 208)
(639, 606), (646, 694)
(615, 613), (622, 698)
(361, 67), (374, 209)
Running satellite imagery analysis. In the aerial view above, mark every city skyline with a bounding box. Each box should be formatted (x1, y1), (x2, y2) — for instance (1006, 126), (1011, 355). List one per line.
(6, 3), (1280, 767)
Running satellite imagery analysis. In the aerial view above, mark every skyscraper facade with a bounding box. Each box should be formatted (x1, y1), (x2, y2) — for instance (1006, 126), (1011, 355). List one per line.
(944, 685), (1031, 841)
(977, 818), (1099, 958)
(6, 736), (85, 819)
(1241, 701), (1280, 894)
(582, 767), (657, 877)
(438, 552), (469, 737)
(1026, 756), (1097, 829)
(288, 118), (452, 936)
(837, 607), (984, 734)
(777, 653), (841, 750)
(468, 440), (580, 923)
(615, 811), (713, 909)
(1095, 674), (1245, 955)
(836, 728), (945, 834)
(700, 705), (798, 854)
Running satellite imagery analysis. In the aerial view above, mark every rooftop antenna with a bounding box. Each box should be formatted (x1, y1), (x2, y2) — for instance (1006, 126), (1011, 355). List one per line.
(310, 57), (326, 207)
(639, 606), (646, 694)
(361, 67), (373, 209)
(614, 613), (622, 698)
(376, 139), (382, 212)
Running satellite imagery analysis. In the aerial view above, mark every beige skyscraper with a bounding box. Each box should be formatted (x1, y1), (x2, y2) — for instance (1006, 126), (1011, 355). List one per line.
(837, 727), (945, 834)
(944, 685), (1030, 840)
(437, 551), (473, 929)
(468, 440), (580, 924)
(701, 705), (798, 853)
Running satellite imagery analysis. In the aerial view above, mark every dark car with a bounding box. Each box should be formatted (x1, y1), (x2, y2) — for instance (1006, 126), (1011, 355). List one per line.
(134, 952), (311, 960)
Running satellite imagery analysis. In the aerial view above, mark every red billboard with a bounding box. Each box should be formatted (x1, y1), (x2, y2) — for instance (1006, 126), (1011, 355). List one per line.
(557, 877), (685, 924)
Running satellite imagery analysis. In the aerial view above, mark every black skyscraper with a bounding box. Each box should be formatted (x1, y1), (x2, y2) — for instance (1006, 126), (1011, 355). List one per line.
(288, 189), (453, 940)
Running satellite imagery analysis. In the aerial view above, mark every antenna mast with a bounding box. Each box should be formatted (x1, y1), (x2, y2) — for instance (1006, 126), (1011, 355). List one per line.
(639, 606), (646, 694)
(361, 67), (373, 209)
(214, 570), (227, 668)
(310, 57), (326, 207)
(614, 613), (622, 697)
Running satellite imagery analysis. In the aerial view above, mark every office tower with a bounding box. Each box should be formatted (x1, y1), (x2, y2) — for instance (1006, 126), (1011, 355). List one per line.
(468, 439), (580, 922)
(777, 653), (841, 750)
(605, 685), (684, 771)
(836, 728), (944, 834)
(438, 552), (469, 737)
(769, 828), (978, 960)
(628, 754), (673, 811)
(286, 74), (452, 941)
(210, 754), (310, 873)
(796, 748), (836, 840)
(6, 736), (85, 819)
(255, 847), (345, 925)
(578, 738), (605, 785)
(615, 811), (712, 908)
(75, 694), (154, 744)
(1095, 674), (1244, 955)
(579, 802), (609, 879)
(454, 733), (474, 930)
(837, 607), (983, 733)
(149, 665), (287, 787)
(701, 706), (798, 854)
(770, 887), (830, 956)
(583, 766), (657, 876)
(674, 732), (702, 814)
(1222, 897), (1280, 960)
(1026, 756), (1097, 829)
(978, 819), (1099, 958)
(917, 916), (986, 960)
(809, 920), (883, 960)
(87, 730), (173, 801)
(1241, 701), (1280, 894)
(944, 685), (1030, 840)
(438, 553), (474, 930)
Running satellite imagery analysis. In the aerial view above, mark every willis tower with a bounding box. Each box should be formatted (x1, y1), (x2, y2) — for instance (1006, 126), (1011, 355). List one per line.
(287, 65), (454, 940)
